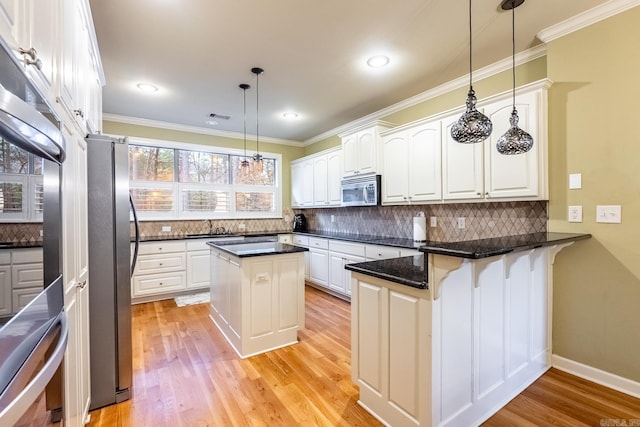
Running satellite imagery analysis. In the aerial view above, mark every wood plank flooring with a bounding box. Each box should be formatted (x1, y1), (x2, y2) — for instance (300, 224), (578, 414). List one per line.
(88, 286), (640, 426)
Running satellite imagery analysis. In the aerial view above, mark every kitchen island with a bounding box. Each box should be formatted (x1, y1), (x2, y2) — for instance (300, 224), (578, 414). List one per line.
(346, 232), (590, 427)
(207, 241), (308, 358)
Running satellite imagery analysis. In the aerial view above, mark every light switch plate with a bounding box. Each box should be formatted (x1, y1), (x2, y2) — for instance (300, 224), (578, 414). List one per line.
(569, 173), (582, 189)
(596, 205), (621, 223)
(161, 225), (171, 232)
(430, 216), (437, 227)
(568, 205), (582, 222)
(457, 217), (465, 229)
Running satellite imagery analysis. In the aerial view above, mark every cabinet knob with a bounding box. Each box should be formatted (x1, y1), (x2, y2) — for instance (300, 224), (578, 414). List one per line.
(159, 262), (163, 266)
(159, 282), (164, 286)
(76, 280), (87, 289)
(476, 192), (481, 196)
(485, 192), (490, 197)
(19, 47), (42, 70)
(74, 109), (85, 118)
(158, 247), (163, 251)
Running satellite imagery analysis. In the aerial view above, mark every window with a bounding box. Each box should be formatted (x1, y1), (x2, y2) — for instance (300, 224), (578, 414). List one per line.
(128, 139), (281, 220)
(0, 140), (43, 222)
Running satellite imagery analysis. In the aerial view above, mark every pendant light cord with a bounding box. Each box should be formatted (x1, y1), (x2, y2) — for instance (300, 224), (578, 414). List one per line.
(468, 0), (473, 89)
(243, 87), (247, 157)
(255, 72), (260, 156)
(511, 0), (516, 109)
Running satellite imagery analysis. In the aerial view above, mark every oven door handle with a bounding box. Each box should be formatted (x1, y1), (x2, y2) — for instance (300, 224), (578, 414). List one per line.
(0, 313), (68, 426)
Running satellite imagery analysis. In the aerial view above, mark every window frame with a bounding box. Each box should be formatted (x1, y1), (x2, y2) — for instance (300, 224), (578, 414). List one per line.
(127, 136), (282, 220)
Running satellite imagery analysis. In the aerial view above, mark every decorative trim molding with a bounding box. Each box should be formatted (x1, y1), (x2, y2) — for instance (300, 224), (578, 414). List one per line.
(552, 354), (640, 399)
(304, 44), (547, 146)
(537, 0), (640, 43)
(102, 113), (305, 147)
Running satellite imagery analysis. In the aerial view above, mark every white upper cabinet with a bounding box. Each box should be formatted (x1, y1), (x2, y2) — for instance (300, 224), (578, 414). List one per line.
(442, 83), (549, 201)
(0, 0), (19, 45)
(340, 121), (395, 177)
(382, 120), (442, 204)
(291, 147), (342, 208)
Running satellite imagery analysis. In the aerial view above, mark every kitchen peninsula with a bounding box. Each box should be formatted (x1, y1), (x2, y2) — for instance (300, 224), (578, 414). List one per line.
(346, 232), (590, 427)
(207, 241), (308, 358)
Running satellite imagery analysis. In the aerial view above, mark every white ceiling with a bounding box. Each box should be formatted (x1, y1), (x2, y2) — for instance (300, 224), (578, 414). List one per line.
(89, 0), (611, 144)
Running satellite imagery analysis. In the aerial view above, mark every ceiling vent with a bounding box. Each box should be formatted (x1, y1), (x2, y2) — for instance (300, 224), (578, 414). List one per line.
(209, 113), (231, 120)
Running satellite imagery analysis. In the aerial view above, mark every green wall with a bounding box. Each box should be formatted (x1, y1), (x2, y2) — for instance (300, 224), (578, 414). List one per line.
(546, 7), (640, 382)
(102, 121), (305, 209)
(304, 135), (341, 156)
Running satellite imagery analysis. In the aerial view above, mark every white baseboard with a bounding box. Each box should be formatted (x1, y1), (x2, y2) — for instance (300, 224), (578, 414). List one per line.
(552, 354), (640, 399)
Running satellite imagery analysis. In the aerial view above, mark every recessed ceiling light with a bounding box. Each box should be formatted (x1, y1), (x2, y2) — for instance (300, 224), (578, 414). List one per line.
(366, 55), (390, 68)
(205, 120), (218, 126)
(136, 82), (159, 93)
(282, 112), (299, 119)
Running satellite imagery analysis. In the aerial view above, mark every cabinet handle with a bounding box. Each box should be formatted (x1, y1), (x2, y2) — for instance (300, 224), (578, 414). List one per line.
(476, 192), (481, 196)
(485, 192), (490, 197)
(159, 262), (163, 266)
(76, 280), (87, 289)
(159, 282), (164, 286)
(158, 247), (163, 251)
(19, 47), (42, 70)
(74, 109), (85, 118)
(403, 197), (407, 200)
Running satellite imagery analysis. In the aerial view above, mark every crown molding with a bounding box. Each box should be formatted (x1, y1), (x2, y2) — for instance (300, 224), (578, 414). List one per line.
(537, 0), (640, 43)
(304, 44), (547, 146)
(102, 113), (305, 147)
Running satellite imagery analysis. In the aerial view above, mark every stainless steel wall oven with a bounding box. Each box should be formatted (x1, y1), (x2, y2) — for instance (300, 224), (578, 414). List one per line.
(0, 35), (67, 426)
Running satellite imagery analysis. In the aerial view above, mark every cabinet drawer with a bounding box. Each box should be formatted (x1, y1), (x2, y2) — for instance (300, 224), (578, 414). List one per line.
(308, 237), (328, 250)
(138, 241), (186, 255)
(400, 249), (422, 257)
(12, 263), (44, 289)
(186, 239), (211, 251)
(329, 240), (365, 257)
(133, 271), (186, 296)
(0, 251), (10, 265)
(12, 287), (42, 313)
(12, 248), (43, 264)
(365, 244), (401, 260)
(278, 234), (292, 244)
(136, 253), (186, 274)
(293, 235), (309, 246)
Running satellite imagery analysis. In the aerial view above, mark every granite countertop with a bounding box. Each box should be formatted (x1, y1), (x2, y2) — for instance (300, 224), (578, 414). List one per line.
(0, 241), (44, 249)
(345, 255), (428, 290)
(135, 230), (292, 243)
(419, 232), (591, 259)
(293, 230), (424, 250)
(207, 241), (308, 258)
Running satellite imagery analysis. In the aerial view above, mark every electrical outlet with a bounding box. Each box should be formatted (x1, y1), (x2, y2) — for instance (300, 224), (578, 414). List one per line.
(161, 226), (171, 232)
(596, 205), (621, 223)
(430, 216), (437, 227)
(569, 173), (582, 189)
(457, 217), (466, 229)
(331, 215), (335, 223)
(238, 223), (246, 231)
(568, 205), (582, 222)
(39, 230), (43, 237)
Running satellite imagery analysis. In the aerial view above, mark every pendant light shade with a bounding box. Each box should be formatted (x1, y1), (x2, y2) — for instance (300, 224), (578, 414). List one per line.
(451, 0), (492, 144)
(251, 67), (264, 173)
(239, 83), (251, 175)
(496, 0), (534, 155)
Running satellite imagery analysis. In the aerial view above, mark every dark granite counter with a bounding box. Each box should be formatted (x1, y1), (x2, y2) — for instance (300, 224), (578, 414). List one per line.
(293, 230), (423, 250)
(345, 255), (428, 289)
(419, 232), (591, 259)
(135, 231), (291, 243)
(207, 241), (308, 258)
(0, 241), (43, 249)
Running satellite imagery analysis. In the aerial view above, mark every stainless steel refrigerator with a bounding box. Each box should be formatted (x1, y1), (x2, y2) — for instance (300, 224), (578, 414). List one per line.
(86, 134), (139, 410)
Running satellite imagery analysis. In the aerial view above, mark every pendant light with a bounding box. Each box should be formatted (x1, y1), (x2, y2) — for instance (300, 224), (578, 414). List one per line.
(239, 83), (251, 175)
(251, 67), (264, 173)
(496, 0), (534, 155)
(451, 0), (493, 144)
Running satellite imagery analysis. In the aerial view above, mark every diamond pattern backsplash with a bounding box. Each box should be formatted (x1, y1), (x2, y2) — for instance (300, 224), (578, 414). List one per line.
(0, 223), (43, 243)
(295, 201), (547, 242)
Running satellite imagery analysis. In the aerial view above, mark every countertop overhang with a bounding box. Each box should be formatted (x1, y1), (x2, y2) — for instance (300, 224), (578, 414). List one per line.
(207, 241), (308, 258)
(346, 255), (428, 289)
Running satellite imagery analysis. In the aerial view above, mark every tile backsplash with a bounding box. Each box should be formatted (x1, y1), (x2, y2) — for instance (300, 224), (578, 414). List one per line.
(0, 223), (43, 243)
(295, 201), (547, 242)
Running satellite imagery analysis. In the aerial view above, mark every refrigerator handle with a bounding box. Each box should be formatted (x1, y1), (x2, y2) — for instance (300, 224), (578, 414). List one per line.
(129, 193), (140, 277)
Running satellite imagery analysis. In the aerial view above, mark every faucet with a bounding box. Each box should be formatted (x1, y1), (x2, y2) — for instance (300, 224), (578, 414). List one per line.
(214, 226), (226, 235)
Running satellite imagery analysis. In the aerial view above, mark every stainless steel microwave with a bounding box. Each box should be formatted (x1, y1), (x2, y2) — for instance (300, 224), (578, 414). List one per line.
(341, 174), (381, 206)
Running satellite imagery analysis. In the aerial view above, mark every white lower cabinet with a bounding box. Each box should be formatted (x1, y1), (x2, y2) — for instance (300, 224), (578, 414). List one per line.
(186, 239), (212, 290)
(292, 235), (310, 279)
(351, 246), (566, 426)
(0, 262), (10, 316)
(10, 248), (44, 313)
(132, 241), (187, 302)
(209, 248), (305, 358)
(309, 247), (329, 287)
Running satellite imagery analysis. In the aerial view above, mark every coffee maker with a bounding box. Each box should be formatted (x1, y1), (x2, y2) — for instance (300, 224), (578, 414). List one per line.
(292, 214), (307, 232)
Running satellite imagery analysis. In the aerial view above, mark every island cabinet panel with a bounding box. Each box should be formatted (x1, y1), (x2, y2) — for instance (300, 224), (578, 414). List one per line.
(209, 248), (305, 359)
(351, 246), (561, 427)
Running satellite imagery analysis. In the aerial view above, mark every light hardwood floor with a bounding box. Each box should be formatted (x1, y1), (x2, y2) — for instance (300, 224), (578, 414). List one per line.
(88, 286), (640, 426)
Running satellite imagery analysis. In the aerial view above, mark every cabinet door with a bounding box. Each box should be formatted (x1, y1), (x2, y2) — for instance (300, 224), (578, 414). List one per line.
(227, 259), (241, 338)
(343, 254), (364, 296)
(0, 0), (19, 45)
(313, 155), (328, 206)
(187, 250), (211, 289)
(327, 150), (343, 206)
(357, 129), (377, 175)
(301, 159), (314, 206)
(382, 133), (408, 204)
(309, 248), (329, 287)
(291, 162), (303, 208)
(0, 265), (11, 316)
(408, 122), (442, 201)
(328, 254), (346, 294)
(21, 0), (58, 91)
(342, 134), (358, 177)
(483, 91), (540, 199)
(441, 114), (484, 200)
